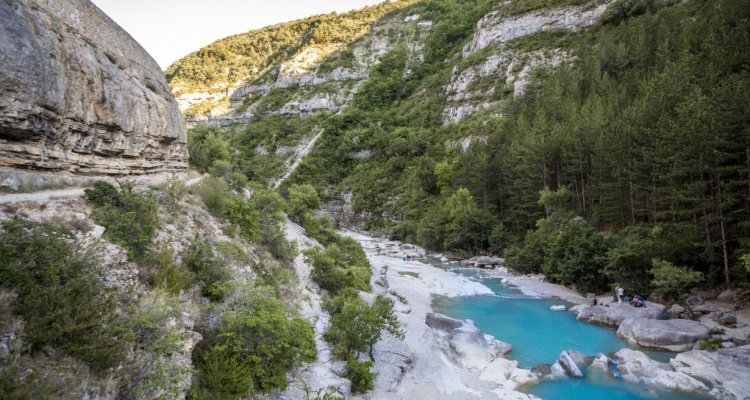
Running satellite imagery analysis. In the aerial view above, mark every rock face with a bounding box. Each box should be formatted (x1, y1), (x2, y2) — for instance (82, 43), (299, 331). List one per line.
(463, 2), (610, 55)
(576, 302), (666, 327)
(617, 318), (710, 351)
(0, 0), (187, 176)
(442, 1), (613, 123)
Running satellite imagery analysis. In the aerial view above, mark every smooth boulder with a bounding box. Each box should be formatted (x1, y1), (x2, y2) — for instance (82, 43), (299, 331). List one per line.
(576, 302), (665, 327)
(426, 312), (464, 332)
(617, 318), (710, 351)
(716, 289), (735, 304)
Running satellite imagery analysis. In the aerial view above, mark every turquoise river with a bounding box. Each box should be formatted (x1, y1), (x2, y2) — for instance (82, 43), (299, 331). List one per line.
(429, 259), (708, 400)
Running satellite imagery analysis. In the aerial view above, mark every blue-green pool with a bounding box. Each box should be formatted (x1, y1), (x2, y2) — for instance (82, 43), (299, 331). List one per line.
(429, 260), (708, 400)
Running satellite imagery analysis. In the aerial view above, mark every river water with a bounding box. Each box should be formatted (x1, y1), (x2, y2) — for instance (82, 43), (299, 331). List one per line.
(428, 259), (709, 400)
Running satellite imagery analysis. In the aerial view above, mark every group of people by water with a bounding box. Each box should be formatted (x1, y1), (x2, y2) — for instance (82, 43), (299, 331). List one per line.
(589, 285), (646, 308)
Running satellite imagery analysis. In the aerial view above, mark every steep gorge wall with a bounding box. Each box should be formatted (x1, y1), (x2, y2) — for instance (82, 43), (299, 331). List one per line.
(0, 0), (187, 177)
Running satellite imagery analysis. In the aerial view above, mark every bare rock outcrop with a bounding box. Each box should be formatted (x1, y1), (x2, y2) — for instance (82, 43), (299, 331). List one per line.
(0, 0), (187, 177)
(463, 2), (610, 55)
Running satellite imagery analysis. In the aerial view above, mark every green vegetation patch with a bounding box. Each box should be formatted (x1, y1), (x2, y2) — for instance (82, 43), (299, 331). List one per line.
(0, 218), (135, 371)
(85, 181), (158, 261)
(190, 287), (316, 398)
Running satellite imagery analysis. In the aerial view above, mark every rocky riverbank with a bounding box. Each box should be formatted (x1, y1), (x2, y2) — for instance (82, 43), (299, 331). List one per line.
(299, 231), (750, 399)
(425, 251), (750, 399)
(341, 230), (539, 400)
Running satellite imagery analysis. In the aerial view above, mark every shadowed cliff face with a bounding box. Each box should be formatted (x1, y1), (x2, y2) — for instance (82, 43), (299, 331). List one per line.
(0, 0), (187, 175)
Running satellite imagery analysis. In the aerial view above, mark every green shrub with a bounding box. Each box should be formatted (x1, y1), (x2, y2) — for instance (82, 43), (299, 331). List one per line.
(288, 184), (321, 221)
(208, 159), (233, 177)
(224, 197), (261, 242)
(85, 181), (158, 261)
(146, 245), (195, 295)
(304, 237), (371, 294)
(324, 294), (402, 357)
(127, 292), (191, 399)
(250, 187), (288, 220)
(192, 176), (233, 216)
(183, 240), (232, 301)
(699, 337), (722, 351)
(84, 180), (122, 205)
(188, 126), (231, 173)
(346, 358), (374, 393)
(224, 171), (249, 191)
(192, 288), (316, 396)
(252, 260), (294, 296)
(159, 175), (188, 215)
(301, 213), (339, 245)
(152, 262), (195, 296)
(389, 221), (418, 243)
(0, 218), (134, 371)
(601, 0), (654, 25)
(261, 222), (299, 262)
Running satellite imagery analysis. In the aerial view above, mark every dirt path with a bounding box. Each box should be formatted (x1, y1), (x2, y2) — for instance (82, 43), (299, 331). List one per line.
(0, 188), (85, 204)
(271, 128), (324, 189)
(0, 172), (203, 204)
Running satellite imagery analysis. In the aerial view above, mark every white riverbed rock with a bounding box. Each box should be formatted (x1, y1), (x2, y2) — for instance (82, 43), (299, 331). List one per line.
(613, 349), (709, 394)
(557, 350), (584, 378)
(576, 302), (666, 327)
(342, 230), (538, 400)
(617, 318), (710, 351)
(670, 345), (750, 400)
(550, 305), (566, 311)
(600, 346), (750, 399)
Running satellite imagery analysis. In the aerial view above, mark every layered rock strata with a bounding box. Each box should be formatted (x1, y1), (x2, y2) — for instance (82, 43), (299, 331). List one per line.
(0, 0), (187, 177)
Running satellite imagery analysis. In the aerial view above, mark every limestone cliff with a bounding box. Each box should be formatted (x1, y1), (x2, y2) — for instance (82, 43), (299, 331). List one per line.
(0, 0), (187, 176)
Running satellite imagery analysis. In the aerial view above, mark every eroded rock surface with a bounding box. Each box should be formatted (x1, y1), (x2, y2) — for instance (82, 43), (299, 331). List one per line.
(463, 2), (610, 55)
(605, 346), (750, 399)
(0, 0), (187, 176)
(671, 345), (750, 400)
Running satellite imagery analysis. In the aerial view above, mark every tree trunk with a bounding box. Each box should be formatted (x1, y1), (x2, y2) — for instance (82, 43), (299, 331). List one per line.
(716, 174), (730, 284)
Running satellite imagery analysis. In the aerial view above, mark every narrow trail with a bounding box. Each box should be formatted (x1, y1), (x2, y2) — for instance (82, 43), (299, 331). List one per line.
(0, 188), (85, 204)
(271, 128), (324, 189)
(0, 172), (203, 204)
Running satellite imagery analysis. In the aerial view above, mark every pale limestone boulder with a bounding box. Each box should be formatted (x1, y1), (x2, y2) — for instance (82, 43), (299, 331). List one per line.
(671, 345), (750, 400)
(617, 318), (710, 351)
(614, 349), (709, 395)
(577, 302), (666, 327)
(557, 350), (584, 378)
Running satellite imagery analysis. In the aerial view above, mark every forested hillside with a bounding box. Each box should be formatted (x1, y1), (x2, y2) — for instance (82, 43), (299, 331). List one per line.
(166, 0), (419, 117)
(184, 0), (750, 295)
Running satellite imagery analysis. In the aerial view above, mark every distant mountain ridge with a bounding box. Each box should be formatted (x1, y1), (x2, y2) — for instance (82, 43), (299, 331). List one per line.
(166, 0), (420, 118)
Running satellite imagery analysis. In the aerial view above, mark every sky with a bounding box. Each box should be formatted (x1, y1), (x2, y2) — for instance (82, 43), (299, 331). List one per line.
(91, 0), (386, 69)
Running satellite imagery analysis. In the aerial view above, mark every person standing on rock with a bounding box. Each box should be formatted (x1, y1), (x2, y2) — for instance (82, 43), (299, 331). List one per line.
(616, 285), (624, 303)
